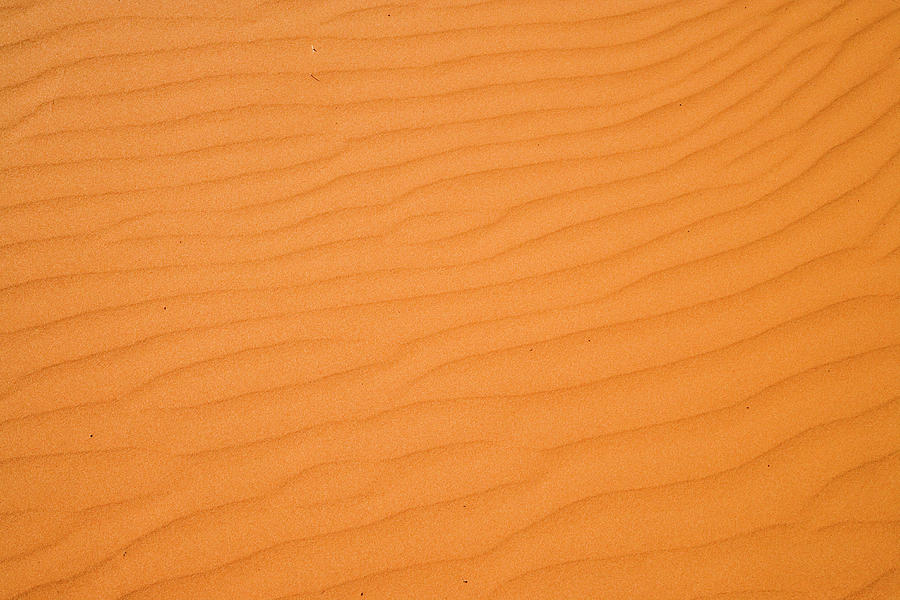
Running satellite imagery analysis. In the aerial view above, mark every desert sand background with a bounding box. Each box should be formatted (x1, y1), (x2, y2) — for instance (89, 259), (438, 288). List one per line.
(2, 0), (900, 598)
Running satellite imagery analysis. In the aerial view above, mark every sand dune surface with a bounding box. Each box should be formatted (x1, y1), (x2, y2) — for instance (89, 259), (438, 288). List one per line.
(1, 0), (900, 598)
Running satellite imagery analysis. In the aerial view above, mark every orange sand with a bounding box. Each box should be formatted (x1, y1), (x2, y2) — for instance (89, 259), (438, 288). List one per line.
(1, 1), (899, 598)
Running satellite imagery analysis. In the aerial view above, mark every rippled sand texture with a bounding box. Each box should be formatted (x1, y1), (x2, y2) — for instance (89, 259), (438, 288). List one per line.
(2, 0), (900, 598)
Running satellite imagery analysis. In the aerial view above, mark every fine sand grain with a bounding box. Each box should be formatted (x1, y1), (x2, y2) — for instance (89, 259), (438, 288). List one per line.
(1, 1), (900, 598)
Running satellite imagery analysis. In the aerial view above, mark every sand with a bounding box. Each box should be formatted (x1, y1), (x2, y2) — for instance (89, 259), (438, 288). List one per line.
(1, 0), (899, 598)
